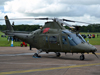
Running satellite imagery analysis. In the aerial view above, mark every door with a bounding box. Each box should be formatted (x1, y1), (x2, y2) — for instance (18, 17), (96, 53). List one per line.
(61, 35), (70, 52)
(39, 35), (46, 48)
(48, 34), (61, 51)
(42, 35), (49, 50)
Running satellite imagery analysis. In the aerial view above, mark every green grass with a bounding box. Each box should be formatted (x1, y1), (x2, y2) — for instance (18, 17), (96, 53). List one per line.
(80, 32), (100, 45)
(0, 31), (100, 46)
(85, 37), (100, 45)
(0, 31), (23, 47)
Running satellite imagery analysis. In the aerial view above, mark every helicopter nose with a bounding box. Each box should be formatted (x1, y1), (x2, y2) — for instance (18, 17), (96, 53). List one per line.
(85, 43), (97, 52)
(71, 43), (97, 53)
(91, 46), (97, 52)
(85, 43), (97, 53)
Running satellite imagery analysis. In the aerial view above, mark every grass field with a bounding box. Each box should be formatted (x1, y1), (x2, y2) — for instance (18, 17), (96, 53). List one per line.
(0, 31), (100, 47)
(80, 32), (100, 45)
(0, 31), (22, 47)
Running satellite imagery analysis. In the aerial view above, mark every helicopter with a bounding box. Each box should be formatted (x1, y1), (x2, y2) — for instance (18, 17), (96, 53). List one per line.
(1, 15), (98, 60)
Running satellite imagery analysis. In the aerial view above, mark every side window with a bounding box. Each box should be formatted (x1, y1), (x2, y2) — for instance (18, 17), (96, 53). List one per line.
(68, 35), (76, 46)
(46, 36), (48, 42)
(62, 36), (67, 44)
(49, 36), (57, 43)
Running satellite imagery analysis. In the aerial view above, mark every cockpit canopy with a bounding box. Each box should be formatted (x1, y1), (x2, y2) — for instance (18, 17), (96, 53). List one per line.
(62, 30), (86, 46)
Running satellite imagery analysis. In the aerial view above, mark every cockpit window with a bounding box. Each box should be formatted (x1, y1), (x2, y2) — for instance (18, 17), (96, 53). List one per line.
(77, 34), (86, 43)
(62, 30), (86, 46)
(68, 35), (77, 46)
(68, 34), (86, 46)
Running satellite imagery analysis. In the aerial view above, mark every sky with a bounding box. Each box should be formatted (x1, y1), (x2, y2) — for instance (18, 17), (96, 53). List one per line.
(0, 0), (100, 26)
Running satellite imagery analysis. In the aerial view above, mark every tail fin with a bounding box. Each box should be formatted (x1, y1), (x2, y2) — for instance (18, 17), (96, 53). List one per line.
(4, 15), (14, 31)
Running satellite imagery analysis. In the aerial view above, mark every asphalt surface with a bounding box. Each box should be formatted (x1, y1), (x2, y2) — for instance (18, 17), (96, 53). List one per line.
(0, 46), (100, 75)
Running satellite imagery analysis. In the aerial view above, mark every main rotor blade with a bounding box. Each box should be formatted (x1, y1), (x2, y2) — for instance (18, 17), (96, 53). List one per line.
(0, 18), (37, 20)
(35, 18), (49, 20)
(92, 52), (99, 58)
(0, 17), (52, 20)
(63, 19), (91, 24)
(55, 18), (75, 29)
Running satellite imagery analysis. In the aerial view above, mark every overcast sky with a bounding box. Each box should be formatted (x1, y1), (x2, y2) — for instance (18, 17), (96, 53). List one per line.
(0, 0), (100, 25)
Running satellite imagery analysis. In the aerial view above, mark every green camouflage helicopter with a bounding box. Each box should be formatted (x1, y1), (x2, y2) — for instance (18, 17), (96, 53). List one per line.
(1, 15), (98, 60)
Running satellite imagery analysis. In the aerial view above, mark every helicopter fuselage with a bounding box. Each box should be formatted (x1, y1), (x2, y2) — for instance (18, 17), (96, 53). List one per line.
(14, 28), (97, 54)
(2, 15), (98, 60)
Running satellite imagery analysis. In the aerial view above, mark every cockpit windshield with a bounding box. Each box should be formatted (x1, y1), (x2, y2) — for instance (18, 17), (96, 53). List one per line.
(62, 30), (86, 46)
(68, 33), (86, 46)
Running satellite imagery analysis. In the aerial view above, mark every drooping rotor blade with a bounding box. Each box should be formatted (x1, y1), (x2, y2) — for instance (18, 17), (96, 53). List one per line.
(55, 18), (75, 29)
(92, 52), (99, 58)
(63, 19), (91, 24)
(61, 21), (75, 29)
(63, 19), (75, 22)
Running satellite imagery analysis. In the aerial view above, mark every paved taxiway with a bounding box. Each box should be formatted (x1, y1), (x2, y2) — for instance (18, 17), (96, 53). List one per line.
(0, 46), (100, 75)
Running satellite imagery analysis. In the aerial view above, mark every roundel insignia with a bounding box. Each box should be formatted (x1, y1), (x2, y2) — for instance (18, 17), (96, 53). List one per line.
(43, 28), (50, 33)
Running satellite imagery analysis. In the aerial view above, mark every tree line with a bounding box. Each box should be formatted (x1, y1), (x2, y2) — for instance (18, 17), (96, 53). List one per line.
(0, 24), (100, 32)
(0, 24), (41, 31)
(80, 24), (100, 32)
